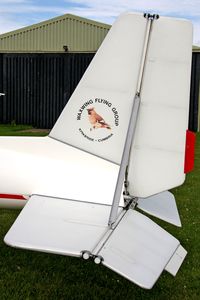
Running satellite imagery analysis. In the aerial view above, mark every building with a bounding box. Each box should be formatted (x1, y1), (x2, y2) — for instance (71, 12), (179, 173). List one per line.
(191, 46), (200, 131)
(0, 14), (110, 53)
(0, 14), (110, 128)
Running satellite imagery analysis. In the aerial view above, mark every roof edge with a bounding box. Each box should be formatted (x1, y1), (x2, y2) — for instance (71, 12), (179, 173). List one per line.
(192, 45), (200, 52)
(0, 13), (111, 38)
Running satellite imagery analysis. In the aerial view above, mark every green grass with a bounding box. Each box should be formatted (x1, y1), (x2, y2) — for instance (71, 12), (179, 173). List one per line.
(0, 124), (48, 136)
(0, 125), (199, 300)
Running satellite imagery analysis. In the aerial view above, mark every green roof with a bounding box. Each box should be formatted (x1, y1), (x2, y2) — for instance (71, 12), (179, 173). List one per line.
(192, 45), (200, 52)
(0, 14), (111, 53)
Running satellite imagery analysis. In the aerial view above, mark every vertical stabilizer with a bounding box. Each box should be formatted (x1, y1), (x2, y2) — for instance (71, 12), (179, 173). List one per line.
(50, 13), (147, 164)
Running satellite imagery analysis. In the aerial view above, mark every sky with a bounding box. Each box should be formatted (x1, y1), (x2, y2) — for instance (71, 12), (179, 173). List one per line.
(0, 0), (200, 45)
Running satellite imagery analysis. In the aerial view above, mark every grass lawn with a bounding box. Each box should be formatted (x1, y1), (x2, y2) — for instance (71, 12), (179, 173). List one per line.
(0, 124), (48, 136)
(0, 125), (199, 300)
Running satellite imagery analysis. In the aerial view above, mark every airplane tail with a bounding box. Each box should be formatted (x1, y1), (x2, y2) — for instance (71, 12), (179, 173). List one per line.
(1, 12), (193, 288)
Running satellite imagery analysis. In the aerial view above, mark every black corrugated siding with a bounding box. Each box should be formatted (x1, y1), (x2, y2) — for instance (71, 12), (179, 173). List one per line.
(189, 53), (200, 132)
(0, 52), (199, 130)
(0, 54), (3, 122)
(0, 53), (94, 128)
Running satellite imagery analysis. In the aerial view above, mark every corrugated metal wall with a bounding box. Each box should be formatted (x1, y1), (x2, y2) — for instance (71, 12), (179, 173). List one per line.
(0, 14), (110, 53)
(0, 54), (3, 122)
(0, 52), (199, 130)
(189, 52), (200, 132)
(0, 53), (94, 128)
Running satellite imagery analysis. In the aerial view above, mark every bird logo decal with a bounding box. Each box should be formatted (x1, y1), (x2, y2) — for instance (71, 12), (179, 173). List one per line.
(87, 107), (111, 131)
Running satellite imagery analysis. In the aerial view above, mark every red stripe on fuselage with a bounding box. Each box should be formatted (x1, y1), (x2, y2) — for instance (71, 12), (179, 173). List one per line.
(184, 130), (196, 173)
(0, 194), (26, 200)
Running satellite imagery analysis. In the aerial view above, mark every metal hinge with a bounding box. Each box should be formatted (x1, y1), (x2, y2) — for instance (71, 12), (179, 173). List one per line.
(144, 13), (159, 20)
(123, 190), (138, 210)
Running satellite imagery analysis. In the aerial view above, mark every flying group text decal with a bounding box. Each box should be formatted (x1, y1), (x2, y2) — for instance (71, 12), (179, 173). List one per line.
(77, 98), (120, 142)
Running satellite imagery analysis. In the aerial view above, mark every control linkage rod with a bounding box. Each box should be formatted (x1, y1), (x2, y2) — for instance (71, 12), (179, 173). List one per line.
(108, 13), (159, 227)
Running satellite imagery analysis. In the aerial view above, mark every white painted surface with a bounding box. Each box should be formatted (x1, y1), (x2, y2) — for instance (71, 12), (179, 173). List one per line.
(100, 210), (180, 289)
(50, 13), (147, 164)
(4, 195), (184, 288)
(4, 195), (122, 256)
(0, 136), (123, 206)
(128, 16), (193, 197)
(50, 12), (192, 197)
(165, 245), (187, 276)
(0, 13), (193, 205)
(0, 13), (191, 289)
(137, 191), (182, 227)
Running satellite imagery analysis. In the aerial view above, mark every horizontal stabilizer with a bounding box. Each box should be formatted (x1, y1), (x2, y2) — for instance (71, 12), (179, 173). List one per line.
(99, 210), (180, 289)
(137, 191), (182, 227)
(4, 195), (186, 289)
(4, 195), (122, 256)
(165, 245), (187, 276)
